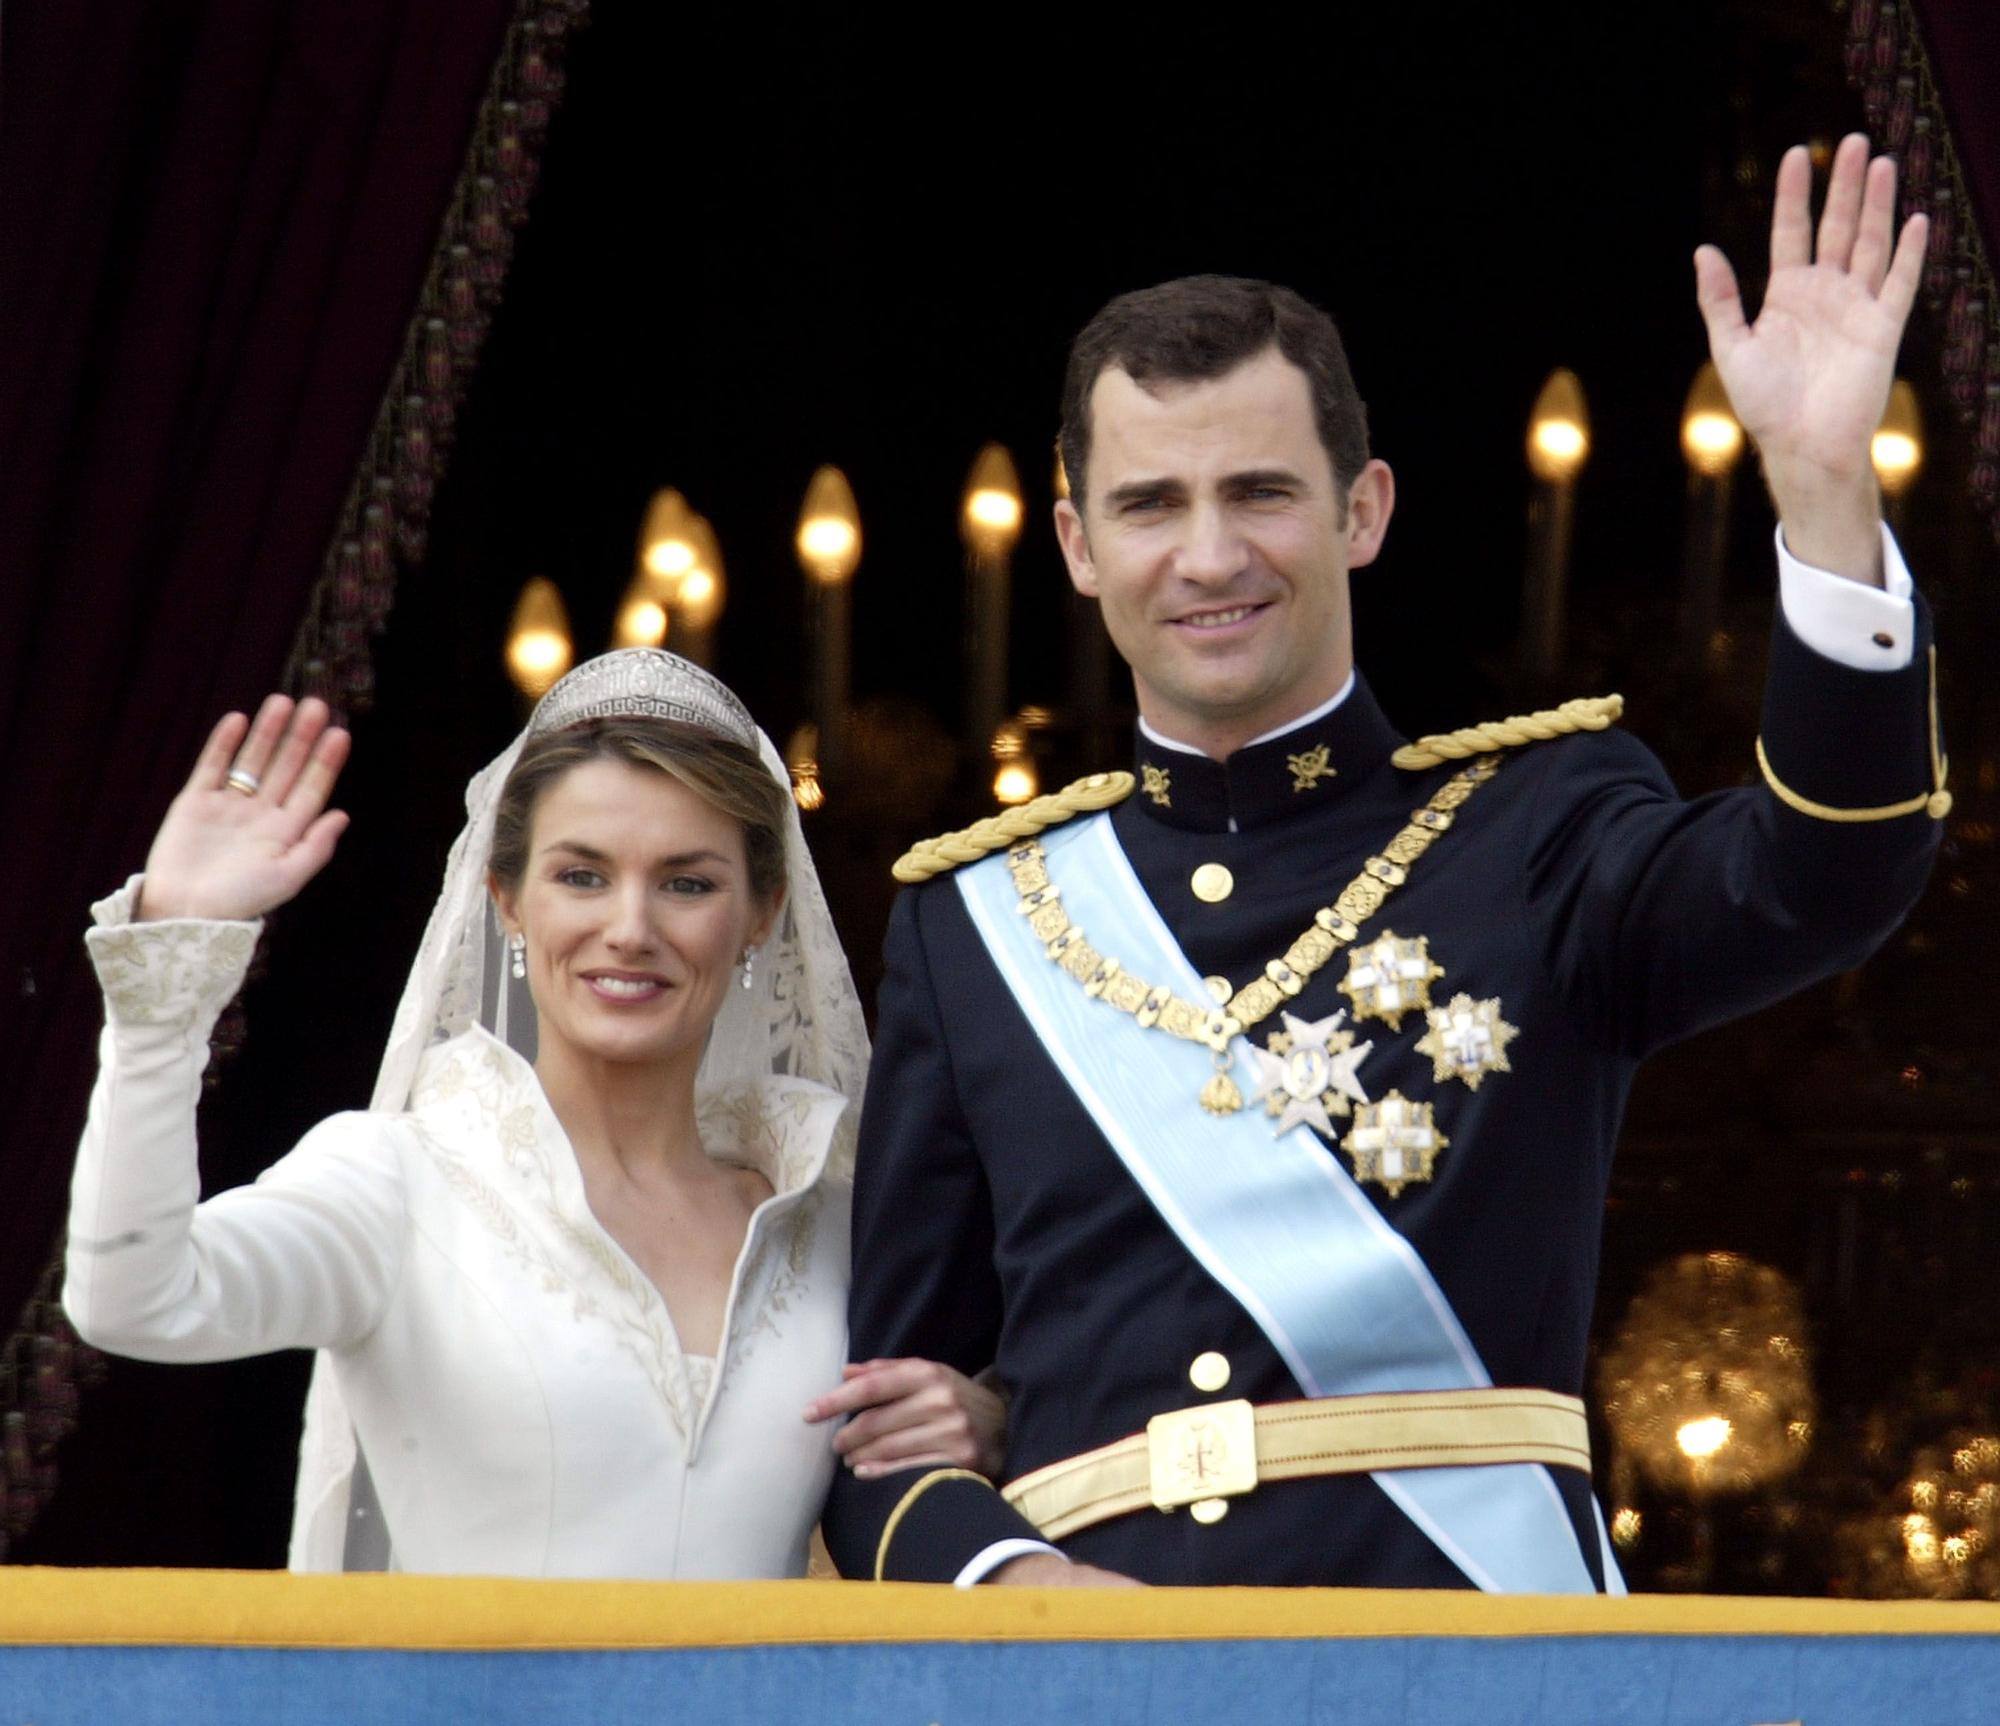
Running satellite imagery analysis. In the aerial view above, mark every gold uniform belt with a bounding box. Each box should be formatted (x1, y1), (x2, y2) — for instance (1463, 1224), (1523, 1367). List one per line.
(999, 1387), (1591, 1541)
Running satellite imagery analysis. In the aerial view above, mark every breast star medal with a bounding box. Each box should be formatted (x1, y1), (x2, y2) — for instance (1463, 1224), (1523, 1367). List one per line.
(1341, 1091), (1448, 1198)
(1414, 993), (1518, 1090)
(1338, 931), (1443, 1030)
(1243, 1010), (1374, 1142)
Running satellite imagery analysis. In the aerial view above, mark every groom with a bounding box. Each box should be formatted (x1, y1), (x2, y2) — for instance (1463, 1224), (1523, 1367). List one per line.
(820, 136), (1944, 1589)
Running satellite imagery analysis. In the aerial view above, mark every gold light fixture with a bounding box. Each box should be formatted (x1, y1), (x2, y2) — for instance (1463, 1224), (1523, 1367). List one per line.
(1872, 379), (1924, 495)
(1598, 1251), (1815, 1497)
(1526, 369), (1590, 481)
(785, 723), (825, 812)
(962, 442), (1025, 558)
(796, 466), (862, 585)
(1680, 362), (1745, 477)
(1676, 1416), (1734, 1461)
(504, 577), (572, 697)
(639, 487), (700, 584)
(1845, 1430), (2000, 1600)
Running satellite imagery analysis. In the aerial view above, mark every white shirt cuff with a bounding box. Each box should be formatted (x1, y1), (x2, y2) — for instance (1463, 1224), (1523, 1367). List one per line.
(953, 1537), (1065, 1588)
(1774, 521), (1916, 671)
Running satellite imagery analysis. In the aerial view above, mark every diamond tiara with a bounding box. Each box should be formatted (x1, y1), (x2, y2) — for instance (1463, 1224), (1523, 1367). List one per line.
(526, 649), (757, 750)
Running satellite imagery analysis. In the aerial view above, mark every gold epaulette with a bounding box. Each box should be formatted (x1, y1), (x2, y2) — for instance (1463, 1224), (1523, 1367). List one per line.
(1391, 695), (1625, 770)
(891, 771), (1135, 884)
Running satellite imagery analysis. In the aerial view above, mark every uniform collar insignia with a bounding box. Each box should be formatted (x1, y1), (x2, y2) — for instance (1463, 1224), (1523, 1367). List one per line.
(1128, 677), (1406, 834)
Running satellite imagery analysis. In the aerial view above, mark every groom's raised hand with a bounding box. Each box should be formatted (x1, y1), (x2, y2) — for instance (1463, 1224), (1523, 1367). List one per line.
(1693, 132), (1928, 585)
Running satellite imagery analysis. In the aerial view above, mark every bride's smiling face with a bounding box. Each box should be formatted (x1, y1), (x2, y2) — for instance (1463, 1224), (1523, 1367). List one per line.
(494, 758), (775, 1074)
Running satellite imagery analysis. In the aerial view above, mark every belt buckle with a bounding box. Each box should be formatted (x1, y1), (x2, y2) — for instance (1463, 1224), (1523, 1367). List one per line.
(1146, 1398), (1258, 1512)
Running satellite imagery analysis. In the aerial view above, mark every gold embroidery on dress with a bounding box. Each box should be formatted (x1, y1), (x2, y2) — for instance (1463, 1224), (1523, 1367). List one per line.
(411, 1042), (690, 1429)
(88, 919), (257, 1021)
(407, 1039), (840, 1434)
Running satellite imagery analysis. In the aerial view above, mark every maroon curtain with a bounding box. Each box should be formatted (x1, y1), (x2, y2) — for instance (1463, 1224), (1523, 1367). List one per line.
(1856, 2), (2000, 536)
(1911, 3), (2000, 252)
(0, 1), (519, 1365)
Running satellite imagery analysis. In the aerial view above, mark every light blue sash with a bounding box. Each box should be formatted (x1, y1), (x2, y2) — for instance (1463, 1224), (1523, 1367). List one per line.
(959, 813), (1616, 1594)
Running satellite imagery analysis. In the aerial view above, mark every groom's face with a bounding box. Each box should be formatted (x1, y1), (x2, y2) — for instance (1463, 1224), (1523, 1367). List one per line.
(1053, 347), (1392, 755)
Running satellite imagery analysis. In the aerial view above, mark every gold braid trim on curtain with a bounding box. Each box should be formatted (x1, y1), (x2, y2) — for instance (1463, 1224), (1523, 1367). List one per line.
(1843, 0), (2000, 543)
(282, 0), (594, 717)
(0, 0), (593, 1563)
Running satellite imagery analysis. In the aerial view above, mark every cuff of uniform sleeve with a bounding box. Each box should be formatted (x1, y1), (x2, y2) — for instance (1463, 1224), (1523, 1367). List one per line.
(1774, 522), (1915, 670)
(1759, 589), (1938, 816)
(874, 1468), (1051, 1582)
(954, 1537), (1065, 1587)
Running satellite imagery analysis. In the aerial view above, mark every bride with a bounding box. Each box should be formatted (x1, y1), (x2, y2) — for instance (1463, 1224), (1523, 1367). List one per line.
(64, 650), (1000, 1577)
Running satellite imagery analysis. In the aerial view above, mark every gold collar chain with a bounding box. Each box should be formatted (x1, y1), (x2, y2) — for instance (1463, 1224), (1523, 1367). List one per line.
(1004, 755), (1502, 1110)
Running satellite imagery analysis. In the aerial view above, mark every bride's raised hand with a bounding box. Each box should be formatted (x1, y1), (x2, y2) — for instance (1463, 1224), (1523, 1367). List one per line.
(136, 696), (352, 923)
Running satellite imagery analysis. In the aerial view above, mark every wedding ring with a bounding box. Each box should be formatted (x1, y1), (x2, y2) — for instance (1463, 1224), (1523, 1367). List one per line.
(225, 768), (261, 797)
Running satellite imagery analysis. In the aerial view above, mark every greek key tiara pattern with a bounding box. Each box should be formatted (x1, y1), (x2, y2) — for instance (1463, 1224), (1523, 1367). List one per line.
(527, 649), (756, 749)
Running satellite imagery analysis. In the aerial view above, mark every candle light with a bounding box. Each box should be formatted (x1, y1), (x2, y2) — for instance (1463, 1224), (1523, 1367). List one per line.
(1872, 379), (1923, 535)
(1678, 362), (1744, 666)
(611, 571), (670, 649)
(505, 577), (572, 697)
(961, 443), (1023, 766)
(639, 487), (700, 585)
(1055, 440), (1113, 759)
(672, 516), (725, 669)
(1521, 369), (1589, 680)
(796, 466), (861, 786)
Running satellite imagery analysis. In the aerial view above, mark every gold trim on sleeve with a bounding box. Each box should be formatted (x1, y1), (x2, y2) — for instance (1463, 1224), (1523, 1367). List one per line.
(1754, 644), (1951, 823)
(873, 1467), (991, 1582)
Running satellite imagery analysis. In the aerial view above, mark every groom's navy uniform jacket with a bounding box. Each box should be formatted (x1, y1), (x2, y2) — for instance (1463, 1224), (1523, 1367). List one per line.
(821, 608), (1942, 1587)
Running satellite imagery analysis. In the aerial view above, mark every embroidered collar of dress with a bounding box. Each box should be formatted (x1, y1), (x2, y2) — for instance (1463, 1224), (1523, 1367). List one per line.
(405, 1028), (847, 1436)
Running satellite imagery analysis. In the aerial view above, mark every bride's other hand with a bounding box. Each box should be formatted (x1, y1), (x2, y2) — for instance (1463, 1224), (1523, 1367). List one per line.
(804, 1357), (1007, 1479)
(137, 695), (352, 923)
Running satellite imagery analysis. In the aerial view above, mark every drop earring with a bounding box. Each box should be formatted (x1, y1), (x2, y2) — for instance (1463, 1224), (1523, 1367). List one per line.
(509, 933), (527, 980)
(740, 946), (756, 990)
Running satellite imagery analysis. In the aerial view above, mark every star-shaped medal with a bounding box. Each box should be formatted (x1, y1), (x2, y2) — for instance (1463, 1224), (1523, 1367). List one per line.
(1338, 930), (1443, 1030)
(1342, 1091), (1449, 1198)
(1243, 1010), (1374, 1142)
(1414, 992), (1518, 1090)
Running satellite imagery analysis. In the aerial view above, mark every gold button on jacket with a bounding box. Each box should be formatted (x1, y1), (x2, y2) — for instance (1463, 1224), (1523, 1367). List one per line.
(1190, 863), (1234, 903)
(1188, 1351), (1231, 1393)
